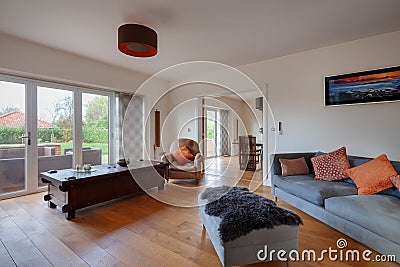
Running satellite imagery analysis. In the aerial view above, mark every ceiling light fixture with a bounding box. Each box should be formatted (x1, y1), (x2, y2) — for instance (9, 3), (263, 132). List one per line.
(118, 24), (157, 57)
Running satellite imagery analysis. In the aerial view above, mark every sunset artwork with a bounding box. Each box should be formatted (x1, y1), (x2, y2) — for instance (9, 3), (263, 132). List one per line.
(325, 66), (400, 106)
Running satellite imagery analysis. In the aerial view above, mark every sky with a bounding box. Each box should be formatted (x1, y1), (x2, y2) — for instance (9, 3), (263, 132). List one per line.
(0, 81), (103, 123)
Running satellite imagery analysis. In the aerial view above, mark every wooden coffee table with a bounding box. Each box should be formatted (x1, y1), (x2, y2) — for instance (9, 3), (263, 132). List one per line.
(41, 161), (168, 220)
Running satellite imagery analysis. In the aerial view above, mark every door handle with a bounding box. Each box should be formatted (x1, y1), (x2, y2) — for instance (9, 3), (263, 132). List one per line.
(20, 132), (31, 145)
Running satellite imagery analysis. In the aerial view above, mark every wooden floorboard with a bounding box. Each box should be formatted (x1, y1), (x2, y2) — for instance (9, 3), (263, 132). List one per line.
(0, 239), (15, 267)
(0, 206), (52, 267)
(0, 200), (89, 267)
(0, 156), (398, 267)
(14, 195), (128, 267)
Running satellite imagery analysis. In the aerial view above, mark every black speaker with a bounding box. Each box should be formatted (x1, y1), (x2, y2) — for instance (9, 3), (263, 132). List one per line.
(255, 97), (263, 110)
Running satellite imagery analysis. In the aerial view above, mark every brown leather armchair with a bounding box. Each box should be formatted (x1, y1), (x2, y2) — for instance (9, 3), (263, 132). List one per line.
(161, 138), (204, 180)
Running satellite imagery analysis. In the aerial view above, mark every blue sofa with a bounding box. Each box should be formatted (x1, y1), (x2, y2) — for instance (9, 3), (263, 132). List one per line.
(271, 153), (400, 263)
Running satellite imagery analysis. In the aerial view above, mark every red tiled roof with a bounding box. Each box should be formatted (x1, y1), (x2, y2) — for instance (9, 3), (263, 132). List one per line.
(0, 111), (55, 128)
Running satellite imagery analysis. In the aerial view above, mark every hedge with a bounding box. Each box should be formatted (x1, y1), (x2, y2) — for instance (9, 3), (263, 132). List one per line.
(0, 127), (66, 144)
(0, 126), (24, 144)
(0, 126), (107, 144)
(38, 128), (63, 142)
(83, 126), (108, 143)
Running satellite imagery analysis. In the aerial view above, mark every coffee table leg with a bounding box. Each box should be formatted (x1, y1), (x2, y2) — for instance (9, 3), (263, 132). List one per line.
(65, 210), (75, 220)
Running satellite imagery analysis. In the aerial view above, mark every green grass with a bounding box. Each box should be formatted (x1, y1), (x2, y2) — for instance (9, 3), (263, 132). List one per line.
(60, 143), (109, 156)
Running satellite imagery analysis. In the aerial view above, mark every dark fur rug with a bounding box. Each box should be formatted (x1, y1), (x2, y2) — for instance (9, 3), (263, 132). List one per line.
(200, 186), (303, 242)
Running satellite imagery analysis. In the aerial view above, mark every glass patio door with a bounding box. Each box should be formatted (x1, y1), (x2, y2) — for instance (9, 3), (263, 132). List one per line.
(0, 79), (29, 196)
(0, 74), (116, 200)
(37, 86), (74, 187)
(82, 92), (110, 165)
(0, 77), (77, 198)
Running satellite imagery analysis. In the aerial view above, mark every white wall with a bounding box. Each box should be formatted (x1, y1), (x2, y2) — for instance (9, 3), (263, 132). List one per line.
(239, 31), (400, 165)
(0, 32), (171, 161)
(158, 81), (262, 157)
(241, 99), (263, 143)
(0, 33), (159, 92)
(164, 97), (198, 142)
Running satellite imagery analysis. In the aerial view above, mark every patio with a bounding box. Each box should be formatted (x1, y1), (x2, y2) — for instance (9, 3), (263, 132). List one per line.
(0, 145), (102, 194)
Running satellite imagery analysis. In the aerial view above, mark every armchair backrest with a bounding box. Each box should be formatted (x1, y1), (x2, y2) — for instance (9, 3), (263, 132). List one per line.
(170, 138), (200, 155)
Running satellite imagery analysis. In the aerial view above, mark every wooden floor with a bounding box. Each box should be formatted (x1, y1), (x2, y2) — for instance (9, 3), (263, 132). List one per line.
(0, 157), (398, 267)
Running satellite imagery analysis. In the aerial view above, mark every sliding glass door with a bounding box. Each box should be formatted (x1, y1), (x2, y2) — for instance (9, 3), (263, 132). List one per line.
(0, 74), (116, 199)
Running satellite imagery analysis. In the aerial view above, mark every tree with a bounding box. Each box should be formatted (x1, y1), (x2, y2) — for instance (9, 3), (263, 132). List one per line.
(207, 120), (215, 139)
(52, 96), (73, 142)
(53, 96), (73, 124)
(84, 96), (108, 128)
(0, 106), (20, 115)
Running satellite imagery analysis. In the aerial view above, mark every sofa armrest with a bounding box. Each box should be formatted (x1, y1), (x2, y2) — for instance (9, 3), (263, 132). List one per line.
(270, 152), (317, 176)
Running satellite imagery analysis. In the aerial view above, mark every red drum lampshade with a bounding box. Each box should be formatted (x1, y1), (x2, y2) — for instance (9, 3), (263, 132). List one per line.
(118, 24), (157, 57)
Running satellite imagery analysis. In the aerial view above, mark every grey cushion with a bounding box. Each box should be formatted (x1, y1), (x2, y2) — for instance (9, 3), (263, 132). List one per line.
(391, 160), (400, 173)
(325, 195), (400, 244)
(378, 187), (400, 199)
(273, 174), (357, 206)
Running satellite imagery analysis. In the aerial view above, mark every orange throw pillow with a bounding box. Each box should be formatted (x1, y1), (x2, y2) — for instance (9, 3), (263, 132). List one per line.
(171, 146), (194, 165)
(180, 146), (195, 161)
(279, 157), (309, 176)
(346, 154), (398, 195)
(311, 146), (350, 181)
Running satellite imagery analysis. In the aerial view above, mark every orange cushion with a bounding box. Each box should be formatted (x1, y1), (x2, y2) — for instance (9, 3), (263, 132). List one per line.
(279, 157), (309, 176)
(180, 146), (195, 161)
(311, 146), (350, 181)
(346, 154), (398, 195)
(171, 146), (194, 165)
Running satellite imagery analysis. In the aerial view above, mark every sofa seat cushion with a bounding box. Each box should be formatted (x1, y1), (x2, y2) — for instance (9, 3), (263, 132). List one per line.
(273, 174), (357, 206)
(325, 195), (400, 244)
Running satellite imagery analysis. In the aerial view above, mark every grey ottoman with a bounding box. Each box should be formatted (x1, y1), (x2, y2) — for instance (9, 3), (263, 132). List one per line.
(199, 188), (300, 267)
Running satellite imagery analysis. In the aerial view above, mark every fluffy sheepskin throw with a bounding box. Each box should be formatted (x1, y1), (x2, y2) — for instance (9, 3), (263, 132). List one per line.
(200, 186), (303, 242)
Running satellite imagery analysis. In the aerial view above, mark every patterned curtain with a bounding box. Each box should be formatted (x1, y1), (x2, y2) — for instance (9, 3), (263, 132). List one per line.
(219, 109), (230, 156)
(119, 94), (144, 161)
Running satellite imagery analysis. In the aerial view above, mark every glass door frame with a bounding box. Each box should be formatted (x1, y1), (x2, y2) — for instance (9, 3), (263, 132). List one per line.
(81, 88), (116, 165)
(0, 74), (117, 200)
(0, 74), (39, 199)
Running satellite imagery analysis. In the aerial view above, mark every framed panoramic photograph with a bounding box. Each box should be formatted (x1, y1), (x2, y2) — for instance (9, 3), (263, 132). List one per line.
(324, 66), (400, 106)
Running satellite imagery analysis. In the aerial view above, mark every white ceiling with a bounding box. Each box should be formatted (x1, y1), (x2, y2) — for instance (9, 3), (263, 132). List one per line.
(1, 0), (400, 79)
